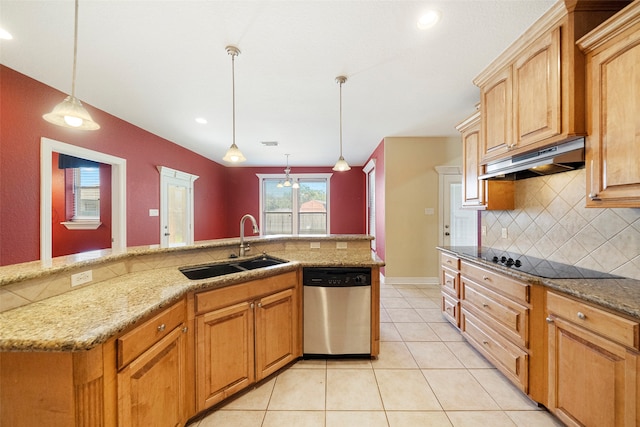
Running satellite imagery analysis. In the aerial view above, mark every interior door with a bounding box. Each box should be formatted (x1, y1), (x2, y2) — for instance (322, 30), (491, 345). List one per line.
(443, 174), (478, 247)
(159, 166), (198, 248)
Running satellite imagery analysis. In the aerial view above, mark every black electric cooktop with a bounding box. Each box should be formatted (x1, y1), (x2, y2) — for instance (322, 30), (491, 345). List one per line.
(455, 247), (622, 280)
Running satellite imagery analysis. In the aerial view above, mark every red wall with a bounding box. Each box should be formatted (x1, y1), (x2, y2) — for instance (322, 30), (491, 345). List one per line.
(0, 65), (227, 265)
(0, 66), (367, 266)
(224, 167), (366, 237)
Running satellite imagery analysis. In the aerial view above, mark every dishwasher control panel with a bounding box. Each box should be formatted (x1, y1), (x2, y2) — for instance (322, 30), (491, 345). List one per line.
(303, 267), (371, 286)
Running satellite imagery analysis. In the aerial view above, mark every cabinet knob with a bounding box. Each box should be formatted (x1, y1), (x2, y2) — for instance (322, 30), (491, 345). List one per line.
(182, 326), (188, 333)
(257, 302), (262, 308)
(157, 324), (166, 332)
(250, 302), (255, 309)
(577, 312), (586, 320)
(545, 317), (554, 324)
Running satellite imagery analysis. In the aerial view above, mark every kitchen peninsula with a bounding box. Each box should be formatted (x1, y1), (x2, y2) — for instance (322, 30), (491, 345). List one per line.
(0, 235), (383, 427)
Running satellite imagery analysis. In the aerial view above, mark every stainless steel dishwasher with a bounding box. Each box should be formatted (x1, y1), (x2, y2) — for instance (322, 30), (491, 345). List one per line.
(303, 267), (371, 356)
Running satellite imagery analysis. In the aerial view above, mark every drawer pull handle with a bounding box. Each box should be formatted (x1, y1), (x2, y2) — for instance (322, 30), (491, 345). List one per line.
(482, 275), (490, 281)
(577, 312), (586, 320)
(482, 341), (489, 345)
(446, 280), (452, 285)
(447, 260), (452, 264)
(482, 303), (489, 308)
(157, 324), (166, 332)
(546, 317), (554, 324)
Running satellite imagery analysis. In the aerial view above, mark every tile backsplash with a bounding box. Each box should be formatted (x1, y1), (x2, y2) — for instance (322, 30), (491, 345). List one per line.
(482, 169), (640, 280)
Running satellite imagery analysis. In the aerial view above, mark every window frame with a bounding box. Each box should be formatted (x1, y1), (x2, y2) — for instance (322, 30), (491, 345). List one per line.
(257, 173), (332, 235)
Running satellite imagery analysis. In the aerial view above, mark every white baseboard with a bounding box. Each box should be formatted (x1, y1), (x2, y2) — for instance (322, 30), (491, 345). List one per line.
(383, 276), (439, 286)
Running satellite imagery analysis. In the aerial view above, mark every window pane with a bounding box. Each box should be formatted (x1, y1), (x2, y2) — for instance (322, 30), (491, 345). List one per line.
(298, 180), (327, 234)
(75, 167), (100, 219)
(264, 179), (292, 235)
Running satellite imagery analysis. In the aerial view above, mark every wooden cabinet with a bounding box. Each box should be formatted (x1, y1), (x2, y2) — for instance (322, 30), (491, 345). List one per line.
(457, 109), (514, 210)
(547, 291), (639, 427)
(459, 260), (531, 393)
(578, 1), (640, 207)
(474, 0), (627, 165)
(117, 299), (189, 427)
(439, 251), (460, 327)
(194, 271), (300, 411)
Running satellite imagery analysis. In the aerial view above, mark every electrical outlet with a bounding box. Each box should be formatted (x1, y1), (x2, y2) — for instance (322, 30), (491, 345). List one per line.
(481, 226), (487, 236)
(501, 227), (508, 239)
(310, 242), (321, 249)
(336, 241), (348, 249)
(71, 270), (92, 287)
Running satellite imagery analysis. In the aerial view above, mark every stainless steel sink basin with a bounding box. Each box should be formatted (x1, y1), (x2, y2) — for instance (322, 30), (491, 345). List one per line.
(179, 255), (286, 280)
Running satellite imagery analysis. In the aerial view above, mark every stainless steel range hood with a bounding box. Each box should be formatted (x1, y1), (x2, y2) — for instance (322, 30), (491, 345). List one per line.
(479, 138), (585, 180)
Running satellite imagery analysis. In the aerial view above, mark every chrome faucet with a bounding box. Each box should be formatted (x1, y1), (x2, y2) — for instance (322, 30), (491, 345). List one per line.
(239, 214), (260, 257)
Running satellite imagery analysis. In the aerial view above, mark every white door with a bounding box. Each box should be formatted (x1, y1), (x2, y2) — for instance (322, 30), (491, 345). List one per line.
(159, 166), (198, 248)
(443, 174), (477, 247)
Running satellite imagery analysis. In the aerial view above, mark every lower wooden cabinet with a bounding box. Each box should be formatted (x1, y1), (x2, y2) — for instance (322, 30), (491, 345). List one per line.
(547, 291), (639, 427)
(116, 298), (189, 427)
(194, 271), (300, 411)
(117, 325), (188, 427)
(439, 251), (460, 328)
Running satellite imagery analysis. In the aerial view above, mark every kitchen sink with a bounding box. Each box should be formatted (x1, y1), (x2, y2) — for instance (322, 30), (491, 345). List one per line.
(179, 255), (286, 280)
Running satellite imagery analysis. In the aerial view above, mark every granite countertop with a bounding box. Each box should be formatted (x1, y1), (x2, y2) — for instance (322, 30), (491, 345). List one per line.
(438, 246), (640, 321)
(0, 248), (382, 352)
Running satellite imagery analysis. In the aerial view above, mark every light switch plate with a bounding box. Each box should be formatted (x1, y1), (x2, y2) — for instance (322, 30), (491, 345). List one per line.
(149, 209), (159, 217)
(501, 227), (508, 239)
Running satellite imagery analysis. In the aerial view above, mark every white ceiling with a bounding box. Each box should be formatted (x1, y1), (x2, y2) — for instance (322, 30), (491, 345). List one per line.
(0, 0), (555, 167)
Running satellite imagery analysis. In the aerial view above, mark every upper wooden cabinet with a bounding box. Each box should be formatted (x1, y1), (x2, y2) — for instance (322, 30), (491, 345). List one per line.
(474, 0), (629, 165)
(578, 1), (640, 207)
(457, 109), (514, 210)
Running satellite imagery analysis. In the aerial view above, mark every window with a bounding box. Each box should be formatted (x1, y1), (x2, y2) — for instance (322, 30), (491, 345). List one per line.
(259, 174), (331, 235)
(72, 167), (100, 220)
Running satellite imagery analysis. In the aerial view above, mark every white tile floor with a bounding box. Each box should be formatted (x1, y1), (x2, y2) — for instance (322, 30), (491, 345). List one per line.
(187, 282), (563, 427)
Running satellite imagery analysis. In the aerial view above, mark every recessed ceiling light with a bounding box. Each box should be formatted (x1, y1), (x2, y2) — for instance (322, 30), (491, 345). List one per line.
(195, 117), (207, 124)
(0, 28), (13, 40)
(417, 10), (441, 30)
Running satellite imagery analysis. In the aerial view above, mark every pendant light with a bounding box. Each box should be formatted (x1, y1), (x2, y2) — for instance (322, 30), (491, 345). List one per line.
(43, 0), (100, 130)
(277, 154), (299, 188)
(222, 46), (246, 163)
(333, 76), (350, 171)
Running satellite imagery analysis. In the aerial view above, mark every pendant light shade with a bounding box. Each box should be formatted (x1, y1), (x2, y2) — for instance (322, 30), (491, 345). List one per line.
(43, 0), (100, 130)
(333, 76), (350, 172)
(222, 45), (246, 163)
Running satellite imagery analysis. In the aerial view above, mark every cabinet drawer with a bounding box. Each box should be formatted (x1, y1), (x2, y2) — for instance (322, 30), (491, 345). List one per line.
(117, 299), (186, 369)
(441, 252), (460, 270)
(461, 261), (529, 303)
(547, 292), (639, 350)
(461, 278), (529, 348)
(441, 292), (459, 327)
(440, 266), (459, 298)
(461, 308), (528, 392)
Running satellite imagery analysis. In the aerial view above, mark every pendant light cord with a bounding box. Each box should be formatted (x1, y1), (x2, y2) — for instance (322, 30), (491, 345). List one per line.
(231, 51), (236, 146)
(339, 79), (343, 157)
(71, 0), (79, 99)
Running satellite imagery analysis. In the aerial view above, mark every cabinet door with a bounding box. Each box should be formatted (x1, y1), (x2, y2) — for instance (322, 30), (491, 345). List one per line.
(513, 28), (561, 148)
(196, 301), (254, 411)
(586, 25), (640, 207)
(118, 325), (187, 427)
(255, 288), (298, 380)
(481, 66), (512, 162)
(548, 316), (638, 427)
(461, 117), (485, 207)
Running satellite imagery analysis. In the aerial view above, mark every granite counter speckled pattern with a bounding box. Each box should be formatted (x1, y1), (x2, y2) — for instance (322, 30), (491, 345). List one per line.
(0, 242), (382, 352)
(438, 246), (640, 320)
